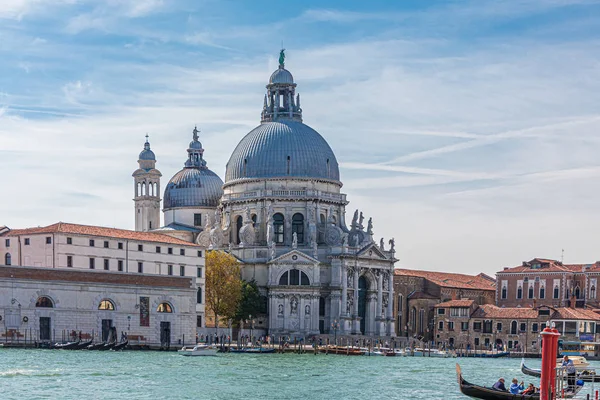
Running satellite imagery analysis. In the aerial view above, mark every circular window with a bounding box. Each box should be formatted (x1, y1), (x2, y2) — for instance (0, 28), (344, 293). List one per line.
(292, 255), (298, 260)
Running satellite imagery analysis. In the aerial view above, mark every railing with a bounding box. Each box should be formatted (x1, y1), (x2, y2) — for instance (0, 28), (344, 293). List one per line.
(222, 189), (347, 202)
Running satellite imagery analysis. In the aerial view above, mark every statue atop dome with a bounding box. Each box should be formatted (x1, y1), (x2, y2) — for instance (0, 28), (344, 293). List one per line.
(279, 49), (285, 68)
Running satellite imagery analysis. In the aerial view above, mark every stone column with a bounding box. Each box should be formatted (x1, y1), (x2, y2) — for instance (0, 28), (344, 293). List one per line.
(341, 267), (348, 316)
(353, 268), (359, 315)
(377, 271), (383, 318)
(386, 271), (396, 336)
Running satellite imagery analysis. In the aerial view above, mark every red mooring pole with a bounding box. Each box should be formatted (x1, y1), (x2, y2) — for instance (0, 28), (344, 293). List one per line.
(550, 328), (560, 399)
(540, 327), (560, 400)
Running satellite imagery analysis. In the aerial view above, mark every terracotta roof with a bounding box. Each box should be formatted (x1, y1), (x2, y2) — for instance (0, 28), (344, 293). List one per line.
(471, 304), (540, 319)
(407, 291), (439, 300)
(551, 308), (600, 321)
(394, 269), (496, 291)
(498, 258), (600, 274)
(1, 222), (199, 247)
(435, 299), (475, 308)
(0, 265), (194, 289)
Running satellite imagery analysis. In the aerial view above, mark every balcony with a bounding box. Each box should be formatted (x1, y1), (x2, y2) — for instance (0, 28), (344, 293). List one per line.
(222, 189), (347, 204)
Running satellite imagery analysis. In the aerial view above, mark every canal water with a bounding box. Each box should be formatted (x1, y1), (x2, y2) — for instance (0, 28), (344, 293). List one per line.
(1, 349), (598, 399)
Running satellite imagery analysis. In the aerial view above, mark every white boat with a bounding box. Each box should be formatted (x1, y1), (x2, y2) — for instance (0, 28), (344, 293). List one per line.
(558, 355), (589, 367)
(178, 344), (218, 356)
(406, 347), (453, 357)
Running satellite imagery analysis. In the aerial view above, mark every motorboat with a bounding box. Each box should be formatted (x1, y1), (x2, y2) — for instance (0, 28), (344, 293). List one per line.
(318, 346), (365, 356)
(406, 347), (454, 357)
(244, 347), (275, 354)
(178, 344), (218, 356)
(522, 359), (600, 382)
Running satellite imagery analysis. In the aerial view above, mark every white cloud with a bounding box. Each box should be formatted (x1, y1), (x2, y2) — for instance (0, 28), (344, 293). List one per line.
(2, 1), (600, 276)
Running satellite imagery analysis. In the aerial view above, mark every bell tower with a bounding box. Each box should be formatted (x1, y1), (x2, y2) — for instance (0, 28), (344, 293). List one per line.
(133, 135), (162, 231)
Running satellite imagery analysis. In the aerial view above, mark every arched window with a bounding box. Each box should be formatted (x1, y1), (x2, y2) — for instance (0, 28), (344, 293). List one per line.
(273, 213), (284, 244)
(197, 288), (202, 304)
(292, 213), (304, 243)
(501, 286), (507, 299)
(279, 270), (310, 286)
(591, 286), (596, 299)
(251, 214), (257, 226)
(157, 302), (173, 313)
(517, 286), (522, 299)
(575, 286), (581, 299)
(540, 286), (545, 299)
(4, 253), (11, 266)
(510, 320), (517, 335)
(410, 307), (416, 331)
(554, 285), (560, 299)
(398, 294), (403, 316)
(418, 309), (425, 334)
(236, 216), (243, 244)
(36, 296), (54, 308)
(528, 286), (534, 299)
(98, 299), (115, 310)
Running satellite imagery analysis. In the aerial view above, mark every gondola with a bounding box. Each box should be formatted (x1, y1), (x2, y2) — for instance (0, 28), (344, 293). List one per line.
(521, 360), (600, 383)
(112, 340), (128, 351)
(456, 364), (582, 400)
(74, 339), (94, 350)
(87, 342), (106, 350)
(54, 340), (81, 350)
(97, 341), (116, 351)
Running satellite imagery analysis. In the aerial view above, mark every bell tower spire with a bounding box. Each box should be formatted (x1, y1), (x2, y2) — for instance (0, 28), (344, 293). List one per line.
(261, 49), (302, 123)
(133, 135), (162, 231)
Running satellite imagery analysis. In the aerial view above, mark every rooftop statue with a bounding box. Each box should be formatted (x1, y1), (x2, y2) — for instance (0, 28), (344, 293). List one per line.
(279, 49), (285, 67)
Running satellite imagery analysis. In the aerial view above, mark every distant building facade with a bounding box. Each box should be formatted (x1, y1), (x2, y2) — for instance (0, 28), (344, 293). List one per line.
(434, 303), (600, 354)
(496, 258), (600, 309)
(393, 269), (496, 342)
(0, 265), (196, 346)
(0, 222), (206, 332)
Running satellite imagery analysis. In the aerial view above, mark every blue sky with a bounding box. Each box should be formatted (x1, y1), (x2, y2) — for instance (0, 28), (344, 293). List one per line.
(2, 0), (600, 276)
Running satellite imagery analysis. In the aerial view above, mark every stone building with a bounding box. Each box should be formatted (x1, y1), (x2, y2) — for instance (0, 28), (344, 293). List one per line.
(496, 258), (600, 309)
(434, 303), (600, 354)
(132, 52), (398, 338)
(0, 223), (206, 331)
(0, 265), (196, 347)
(393, 269), (496, 342)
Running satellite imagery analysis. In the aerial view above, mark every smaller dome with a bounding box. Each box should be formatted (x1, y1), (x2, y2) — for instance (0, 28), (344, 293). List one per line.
(189, 141), (203, 150)
(269, 67), (294, 85)
(139, 148), (155, 161)
(164, 168), (224, 209)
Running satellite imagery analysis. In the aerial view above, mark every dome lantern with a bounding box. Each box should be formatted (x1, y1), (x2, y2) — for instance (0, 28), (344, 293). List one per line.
(261, 49), (302, 123)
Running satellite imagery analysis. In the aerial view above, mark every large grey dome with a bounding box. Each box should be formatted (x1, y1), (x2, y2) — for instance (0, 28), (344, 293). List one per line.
(225, 120), (340, 184)
(164, 168), (224, 209)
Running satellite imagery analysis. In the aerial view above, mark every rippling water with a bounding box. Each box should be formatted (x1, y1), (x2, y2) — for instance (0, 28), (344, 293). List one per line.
(1, 349), (599, 399)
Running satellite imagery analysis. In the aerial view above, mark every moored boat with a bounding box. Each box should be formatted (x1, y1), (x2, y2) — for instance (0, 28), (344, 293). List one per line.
(522, 359), (600, 382)
(112, 340), (129, 351)
(87, 342), (106, 350)
(74, 339), (94, 350)
(54, 340), (80, 350)
(97, 341), (116, 351)
(244, 347), (275, 354)
(318, 346), (365, 355)
(178, 344), (218, 356)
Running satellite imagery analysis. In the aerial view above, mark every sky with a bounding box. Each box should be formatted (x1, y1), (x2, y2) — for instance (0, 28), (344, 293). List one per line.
(1, 0), (600, 277)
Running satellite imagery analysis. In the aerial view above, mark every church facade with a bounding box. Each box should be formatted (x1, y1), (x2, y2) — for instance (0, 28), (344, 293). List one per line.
(139, 51), (397, 338)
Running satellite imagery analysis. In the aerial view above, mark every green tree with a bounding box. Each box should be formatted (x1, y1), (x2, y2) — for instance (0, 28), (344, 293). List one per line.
(205, 250), (242, 333)
(235, 279), (266, 323)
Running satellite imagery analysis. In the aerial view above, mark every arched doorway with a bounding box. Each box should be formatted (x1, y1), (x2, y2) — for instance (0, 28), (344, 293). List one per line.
(358, 276), (368, 334)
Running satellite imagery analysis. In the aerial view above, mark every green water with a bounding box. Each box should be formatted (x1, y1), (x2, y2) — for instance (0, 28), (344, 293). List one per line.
(0, 349), (597, 399)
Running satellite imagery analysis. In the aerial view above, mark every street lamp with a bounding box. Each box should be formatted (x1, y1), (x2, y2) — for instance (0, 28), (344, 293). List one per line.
(331, 319), (340, 345)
